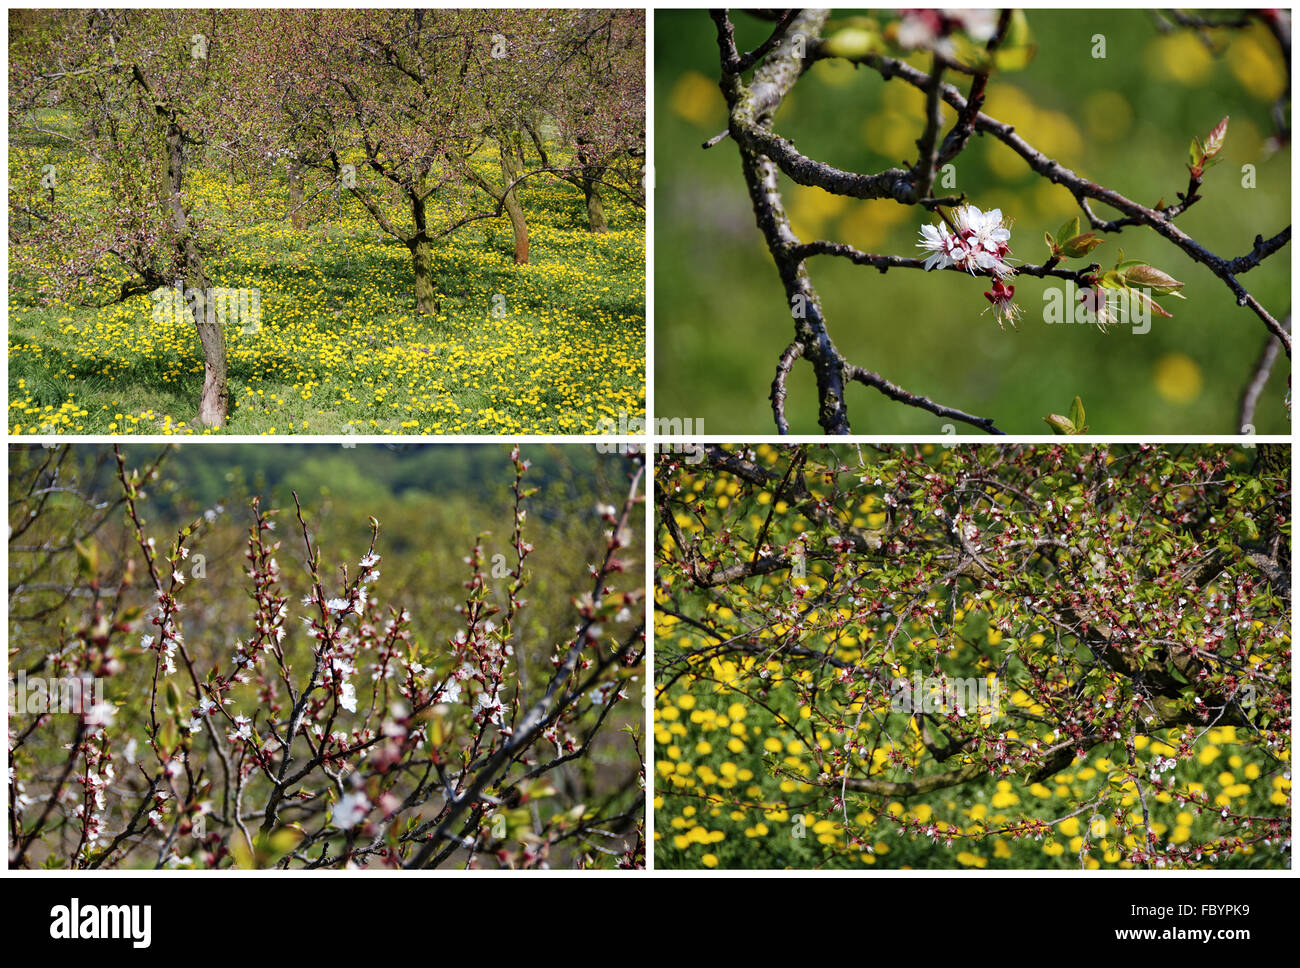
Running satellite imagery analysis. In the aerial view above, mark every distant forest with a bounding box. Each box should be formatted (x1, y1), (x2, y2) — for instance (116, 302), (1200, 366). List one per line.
(11, 443), (627, 522)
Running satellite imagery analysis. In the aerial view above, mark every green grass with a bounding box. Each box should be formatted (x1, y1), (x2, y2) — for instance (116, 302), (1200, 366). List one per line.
(9, 126), (646, 435)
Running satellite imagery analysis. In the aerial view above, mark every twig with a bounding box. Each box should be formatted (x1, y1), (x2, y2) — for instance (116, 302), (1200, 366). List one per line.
(1238, 318), (1289, 433)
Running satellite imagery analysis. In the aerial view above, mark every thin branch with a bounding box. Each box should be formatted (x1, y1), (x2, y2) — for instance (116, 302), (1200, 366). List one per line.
(1237, 318), (1289, 433)
(770, 340), (804, 434)
(845, 365), (1004, 435)
(844, 48), (1292, 355)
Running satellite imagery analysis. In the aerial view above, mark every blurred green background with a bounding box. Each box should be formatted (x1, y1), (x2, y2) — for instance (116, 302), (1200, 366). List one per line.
(655, 9), (1291, 434)
(15, 443), (644, 639)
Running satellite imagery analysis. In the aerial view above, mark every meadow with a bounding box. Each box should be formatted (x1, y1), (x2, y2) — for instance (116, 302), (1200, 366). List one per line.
(653, 661), (1289, 870)
(9, 127), (645, 436)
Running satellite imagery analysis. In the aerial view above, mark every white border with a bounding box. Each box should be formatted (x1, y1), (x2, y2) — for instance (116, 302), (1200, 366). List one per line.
(2, 0), (1295, 881)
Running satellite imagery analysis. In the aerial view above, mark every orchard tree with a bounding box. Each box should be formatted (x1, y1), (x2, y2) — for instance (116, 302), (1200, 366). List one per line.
(261, 9), (566, 310)
(522, 9), (647, 233)
(8, 9), (262, 426)
(9, 8), (648, 422)
(656, 444), (1289, 869)
(10, 445), (646, 869)
(703, 9), (1290, 434)
(453, 9), (568, 266)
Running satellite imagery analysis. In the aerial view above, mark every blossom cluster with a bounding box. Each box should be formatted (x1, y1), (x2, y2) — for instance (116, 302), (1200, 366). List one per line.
(917, 205), (1014, 278)
(918, 205), (1023, 328)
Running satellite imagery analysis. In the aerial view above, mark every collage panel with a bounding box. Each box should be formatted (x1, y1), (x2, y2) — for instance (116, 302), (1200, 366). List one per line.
(655, 9), (1290, 435)
(9, 443), (645, 869)
(9, 8), (645, 437)
(0, 0), (1293, 938)
(654, 443), (1290, 870)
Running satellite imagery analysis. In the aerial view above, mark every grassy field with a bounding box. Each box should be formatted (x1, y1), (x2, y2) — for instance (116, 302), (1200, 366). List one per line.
(9, 127), (645, 435)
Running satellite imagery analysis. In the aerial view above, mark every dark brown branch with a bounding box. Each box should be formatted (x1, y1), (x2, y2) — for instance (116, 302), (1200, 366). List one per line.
(845, 365), (1004, 435)
(935, 8), (1011, 167)
(770, 339), (804, 434)
(714, 10), (1009, 434)
(730, 9), (799, 74)
(911, 54), (945, 201)
(793, 240), (1098, 284)
(1226, 228), (1292, 274)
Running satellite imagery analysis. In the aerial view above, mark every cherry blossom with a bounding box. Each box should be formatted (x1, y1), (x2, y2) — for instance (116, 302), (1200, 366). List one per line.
(982, 279), (1023, 329)
(917, 205), (1014, 277)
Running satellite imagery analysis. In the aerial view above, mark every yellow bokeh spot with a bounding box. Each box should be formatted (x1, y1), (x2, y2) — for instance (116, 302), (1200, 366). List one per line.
(669, 70), (724, 127)
(1228, 28), (1287, 100)
(1147, 31), (1214, 85)
(1153, 353), (1203, 404)
(1081, 90), (1133, 144)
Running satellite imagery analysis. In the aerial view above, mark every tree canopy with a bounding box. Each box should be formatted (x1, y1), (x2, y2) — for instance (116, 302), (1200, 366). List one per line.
(656, 443), (1289, 869)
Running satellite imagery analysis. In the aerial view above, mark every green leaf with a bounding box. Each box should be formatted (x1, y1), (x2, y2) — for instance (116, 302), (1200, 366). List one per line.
(1060, 232), (1103, 258)
(993, 10), (1036, 70)
(165, 680), (182, 717)
(948, 32), (986, 70)
(1068, 395), (1086, 431)
(993, 43), (1036, 71)
(1122, 264), (1185, 297)
(1130, 289), (1174, 319)
(1004, 9), (1033, 49)
(1043, 414), (1077, 435)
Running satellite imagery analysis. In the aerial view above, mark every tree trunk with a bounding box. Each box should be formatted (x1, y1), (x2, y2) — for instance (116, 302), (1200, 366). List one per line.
(157, 96), (226, 427)
(502, 189), (529, 265)
(191, 274), (228, 427)
(583, 175), (609, 234)
(409, 235), (440, 316)
(410, 237), (440, 316)
(408, 175), (440, 316)
(288, 156), (305, 230)
(575, 140), (609, 233)
(497, 142), (529, 265)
